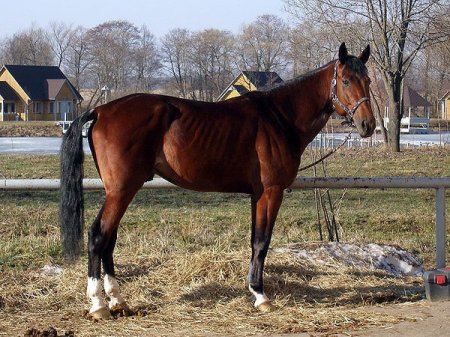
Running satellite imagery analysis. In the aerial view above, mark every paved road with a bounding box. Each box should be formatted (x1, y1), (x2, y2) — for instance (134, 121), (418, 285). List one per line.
(399, 132), (450, 145)
(0, 137), (91, 154)
(0, 133), (449, 154)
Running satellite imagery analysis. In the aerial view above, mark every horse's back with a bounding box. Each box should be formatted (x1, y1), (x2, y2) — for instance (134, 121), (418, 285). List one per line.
(156, 95), (261, 192)
(89, 93), (259, 193)
(89, 93), (299, 194)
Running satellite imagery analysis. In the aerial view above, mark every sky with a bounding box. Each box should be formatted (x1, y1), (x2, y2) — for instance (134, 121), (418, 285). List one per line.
(0, 0), (293, 39)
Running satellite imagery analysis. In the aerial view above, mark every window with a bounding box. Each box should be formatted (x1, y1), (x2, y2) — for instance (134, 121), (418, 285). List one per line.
(58, 101), (73, 114)
(33, 102), (42, 114)
(4, 102), (15, 114)
(49, 102), (54, 113)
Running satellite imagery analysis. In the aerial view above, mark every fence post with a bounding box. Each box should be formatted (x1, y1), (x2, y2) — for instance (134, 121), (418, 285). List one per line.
(436, 187), (446, 268)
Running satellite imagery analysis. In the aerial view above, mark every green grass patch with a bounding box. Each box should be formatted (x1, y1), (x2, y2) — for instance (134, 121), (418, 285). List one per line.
(1, 147), (449, 270)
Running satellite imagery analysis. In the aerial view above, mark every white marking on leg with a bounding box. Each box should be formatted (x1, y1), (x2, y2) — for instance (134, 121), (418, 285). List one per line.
(104, 274), (125, 308)
(87, 277), (107, 313)
(249, 285), (270, 308)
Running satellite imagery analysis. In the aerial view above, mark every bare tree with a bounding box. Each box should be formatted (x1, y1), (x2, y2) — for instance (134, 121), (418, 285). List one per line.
(86, 20), (140, 91)
(368, 63), (389, 143)
(190, 29), (235, 101)
(64, 26), (93, 92)
(2, 26), (53, 65)
(433, 38), (450, 97)
(409, 35), (450, 117)
(236, 15), (289, 73)
(285, 0), (449, 151)
(287, 20), (338, 76)
(160, 29), (194, 98)
(47, 22), (74, 68)
(133, 25), (162, 92)
(0, 38), (8, 65)
(61, 26), (98, 113)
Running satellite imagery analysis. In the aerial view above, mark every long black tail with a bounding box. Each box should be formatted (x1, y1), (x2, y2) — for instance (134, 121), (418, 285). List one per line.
(60, 109), (96, 260)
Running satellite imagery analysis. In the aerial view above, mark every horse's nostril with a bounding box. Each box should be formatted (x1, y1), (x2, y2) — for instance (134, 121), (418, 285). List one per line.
(361, 119), (368, 132)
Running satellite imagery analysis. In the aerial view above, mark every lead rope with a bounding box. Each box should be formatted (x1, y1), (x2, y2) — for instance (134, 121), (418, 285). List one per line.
(298, 130), (352, 172)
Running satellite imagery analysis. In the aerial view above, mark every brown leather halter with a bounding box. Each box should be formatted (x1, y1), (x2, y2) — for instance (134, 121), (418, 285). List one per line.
(330, 61), (370, 126)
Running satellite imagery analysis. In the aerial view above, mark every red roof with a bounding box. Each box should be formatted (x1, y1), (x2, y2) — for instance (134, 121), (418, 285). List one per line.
(403, 85), (431, 107)
(384, 85), (431, 107)
(47, 79), (67, 100)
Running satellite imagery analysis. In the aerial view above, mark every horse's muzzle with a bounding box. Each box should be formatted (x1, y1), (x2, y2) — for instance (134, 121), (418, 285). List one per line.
(356, 118), (376, 138)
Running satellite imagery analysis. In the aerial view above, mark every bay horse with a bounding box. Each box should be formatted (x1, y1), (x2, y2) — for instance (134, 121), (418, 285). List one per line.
(60, 43), (375, 319)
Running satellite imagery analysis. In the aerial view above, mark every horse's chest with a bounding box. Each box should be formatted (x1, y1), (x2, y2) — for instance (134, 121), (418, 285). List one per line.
(255, 133), (300, 187)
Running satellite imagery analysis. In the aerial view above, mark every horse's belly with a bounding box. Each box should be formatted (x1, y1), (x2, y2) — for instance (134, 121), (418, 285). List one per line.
(155, 146), (253, 193)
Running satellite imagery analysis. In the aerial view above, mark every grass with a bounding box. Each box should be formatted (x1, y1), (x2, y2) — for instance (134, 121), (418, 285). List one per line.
(0, 146), (449, 336)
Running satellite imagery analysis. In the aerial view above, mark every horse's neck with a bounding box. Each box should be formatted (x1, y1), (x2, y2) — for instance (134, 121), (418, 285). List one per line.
(296, 64), (335, 135)
(271, 63), (334, 142)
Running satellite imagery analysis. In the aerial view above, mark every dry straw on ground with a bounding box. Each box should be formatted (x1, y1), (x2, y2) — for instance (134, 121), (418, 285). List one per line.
(1, 245), (423, 336)
(2, 147), (448, 336)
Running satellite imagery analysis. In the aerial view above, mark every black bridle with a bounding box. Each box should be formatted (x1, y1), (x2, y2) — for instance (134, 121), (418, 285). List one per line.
(330, 61), (370, 126)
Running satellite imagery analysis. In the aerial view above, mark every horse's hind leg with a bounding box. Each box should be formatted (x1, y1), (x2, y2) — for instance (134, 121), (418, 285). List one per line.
(87, 189), (137, 319)
(103, 228), (130, 314)
(86, 206), (108, 318)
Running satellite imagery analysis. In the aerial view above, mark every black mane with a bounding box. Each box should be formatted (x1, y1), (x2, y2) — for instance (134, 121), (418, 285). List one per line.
(267, 55), (367, 95)
(268, 61), (335, 94)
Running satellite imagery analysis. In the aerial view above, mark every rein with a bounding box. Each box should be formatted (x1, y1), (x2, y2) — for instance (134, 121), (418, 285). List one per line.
(330, 61), (369, 126)
(298, 130), (352, 172)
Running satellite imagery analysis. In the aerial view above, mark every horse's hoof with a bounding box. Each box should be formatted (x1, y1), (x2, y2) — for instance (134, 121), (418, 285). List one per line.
(256, 301), (276, 313)
(89, 307), (112, 320)
(110, 302), (133, 317)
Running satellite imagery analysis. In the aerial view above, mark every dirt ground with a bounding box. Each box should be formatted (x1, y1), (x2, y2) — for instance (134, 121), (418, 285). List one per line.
(357, 300), (450, 336)
(276, 299), (450, 337)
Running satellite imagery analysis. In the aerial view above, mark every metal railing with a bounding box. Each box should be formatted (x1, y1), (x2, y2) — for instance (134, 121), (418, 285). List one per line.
(2, 176), (449, 268)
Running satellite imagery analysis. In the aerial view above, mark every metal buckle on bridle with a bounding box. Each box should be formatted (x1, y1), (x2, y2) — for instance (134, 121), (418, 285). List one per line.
(330, 61), (369, 127)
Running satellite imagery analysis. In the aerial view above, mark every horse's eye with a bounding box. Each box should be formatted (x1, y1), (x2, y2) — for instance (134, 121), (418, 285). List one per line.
(343, 79), (350, 87)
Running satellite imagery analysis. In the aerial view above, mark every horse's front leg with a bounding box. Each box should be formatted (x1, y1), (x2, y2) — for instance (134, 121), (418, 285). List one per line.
(248, 186), (283, 312)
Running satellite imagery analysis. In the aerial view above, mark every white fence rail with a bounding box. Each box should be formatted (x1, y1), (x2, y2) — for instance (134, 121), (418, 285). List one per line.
(310, 132), (450, 149)
(2, 176), (449, 268)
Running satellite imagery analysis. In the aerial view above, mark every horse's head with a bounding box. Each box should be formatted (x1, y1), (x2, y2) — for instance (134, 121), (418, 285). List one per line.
(331, 43), (376, 138)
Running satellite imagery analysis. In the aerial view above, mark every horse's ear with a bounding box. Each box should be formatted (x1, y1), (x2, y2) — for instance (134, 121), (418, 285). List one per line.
(339, 43), (348, 64)
(359, 44), (370, 64)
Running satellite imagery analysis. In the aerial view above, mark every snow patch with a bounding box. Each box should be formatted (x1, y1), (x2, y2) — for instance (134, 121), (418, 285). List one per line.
(39, 264), (63, 277)
(275, 242), (423, 277)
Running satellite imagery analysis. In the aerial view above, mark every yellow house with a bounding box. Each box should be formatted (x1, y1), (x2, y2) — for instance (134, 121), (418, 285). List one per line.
(0, 65), (82, 121)
(217, 71), (283, 101)
(440, 90), (450, 120)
